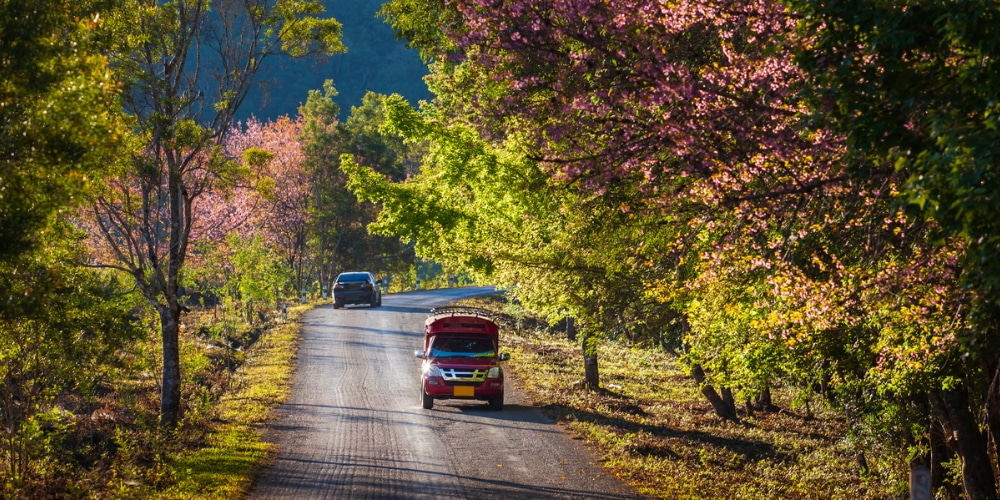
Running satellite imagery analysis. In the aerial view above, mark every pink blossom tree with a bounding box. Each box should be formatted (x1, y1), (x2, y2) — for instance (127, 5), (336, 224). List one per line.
(197, 116), (311, 294)
(367, 0), (988, 492)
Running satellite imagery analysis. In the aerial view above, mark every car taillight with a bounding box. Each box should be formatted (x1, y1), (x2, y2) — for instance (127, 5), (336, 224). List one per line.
(334, 283), (344, 290)
(361, 283), (372, 289)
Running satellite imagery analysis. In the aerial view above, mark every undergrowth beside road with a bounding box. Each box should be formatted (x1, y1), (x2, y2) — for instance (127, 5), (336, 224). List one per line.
(160, 303), (310, 499)
(0, 301), (311, 499)
(455, 295), (903, 499)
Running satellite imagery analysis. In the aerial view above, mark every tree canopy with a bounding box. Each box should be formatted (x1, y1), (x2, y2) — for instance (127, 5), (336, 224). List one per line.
(353, 1), (1000, 497)
(0, 0), (129, 261)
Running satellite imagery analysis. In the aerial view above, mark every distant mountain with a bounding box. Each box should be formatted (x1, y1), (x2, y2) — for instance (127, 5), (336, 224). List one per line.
(240, 0), (430, 122)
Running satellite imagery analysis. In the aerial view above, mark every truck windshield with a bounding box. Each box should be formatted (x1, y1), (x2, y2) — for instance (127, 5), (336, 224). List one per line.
(430, 337), (496, 358)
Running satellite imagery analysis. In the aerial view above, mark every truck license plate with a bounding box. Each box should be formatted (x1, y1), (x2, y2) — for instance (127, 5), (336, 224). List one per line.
(454, 386), (474, 397)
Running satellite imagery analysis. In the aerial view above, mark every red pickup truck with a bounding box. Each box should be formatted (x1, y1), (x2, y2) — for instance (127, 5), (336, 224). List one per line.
(415, 307), (510, 410)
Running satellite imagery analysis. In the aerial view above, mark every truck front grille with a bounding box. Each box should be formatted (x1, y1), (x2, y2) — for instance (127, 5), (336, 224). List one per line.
(439, 368), (487, 382)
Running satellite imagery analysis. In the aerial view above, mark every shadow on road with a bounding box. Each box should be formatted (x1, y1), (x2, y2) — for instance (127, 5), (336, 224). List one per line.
(271, 403), (562, 436)
(255, 453), (639, 500)
(453, 403), (541, 418)
(312, 303), (432, 314)
(299, 323), (420, 339)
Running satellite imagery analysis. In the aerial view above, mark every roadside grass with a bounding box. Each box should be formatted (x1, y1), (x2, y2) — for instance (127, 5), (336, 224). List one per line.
(159, 303), (312, 499)
(455, 295), (904, 499)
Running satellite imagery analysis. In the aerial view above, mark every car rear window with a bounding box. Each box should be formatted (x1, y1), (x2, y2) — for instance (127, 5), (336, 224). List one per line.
(336, 273), (368, 282)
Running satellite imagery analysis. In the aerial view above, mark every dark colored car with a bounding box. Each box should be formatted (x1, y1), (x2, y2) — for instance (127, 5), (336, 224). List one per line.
(332, 272), (382, 308)
(415, 307), (510, 410)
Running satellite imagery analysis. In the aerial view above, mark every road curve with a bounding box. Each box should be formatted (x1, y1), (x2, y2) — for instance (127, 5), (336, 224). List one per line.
(251, 286), (640, 500)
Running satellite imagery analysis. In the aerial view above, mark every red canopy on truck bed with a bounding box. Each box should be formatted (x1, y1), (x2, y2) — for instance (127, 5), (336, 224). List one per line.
(423, 307), (501, 352)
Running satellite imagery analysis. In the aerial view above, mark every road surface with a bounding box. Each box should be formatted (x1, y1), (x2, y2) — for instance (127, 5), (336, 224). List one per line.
(251, 287), (640, 499)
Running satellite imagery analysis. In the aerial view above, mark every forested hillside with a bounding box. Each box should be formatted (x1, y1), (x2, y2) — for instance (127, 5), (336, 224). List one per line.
(240, 0), (429, 121)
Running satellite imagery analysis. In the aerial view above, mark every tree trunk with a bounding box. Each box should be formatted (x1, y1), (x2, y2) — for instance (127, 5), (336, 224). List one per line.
(982, 358), (1000, 482)
(650, 326), (662, 352)
(583, 354), (599, 389)
(929, 418), (962, 499)
(327, 230), (344, 296)
(932, 387), (998, 500)
(756, 385), (776, 411)
(720, 386), (735, 408)
(159, 305), (182, 428)
(581, 330), (599, 389)
(857, 451), (869, 477)
(690, 363), (739, 422)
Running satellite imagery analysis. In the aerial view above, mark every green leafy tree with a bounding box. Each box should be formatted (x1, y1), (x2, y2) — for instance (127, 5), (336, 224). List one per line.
(87, 0), (344, 427)
(1, 2), (141, 491)
(792, 0), (1000, 292)
(300, 83), (416, 290)
(377, 0), (455, 63)
(0, 0), (128, 262)
(0, 227), (141, 494)
(229, 232), (291, 319)
(344, 94), (658, 388)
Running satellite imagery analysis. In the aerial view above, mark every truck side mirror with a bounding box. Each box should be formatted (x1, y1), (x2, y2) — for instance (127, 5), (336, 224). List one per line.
(414, 350), (426, 359)
(499, 352), (510, 361)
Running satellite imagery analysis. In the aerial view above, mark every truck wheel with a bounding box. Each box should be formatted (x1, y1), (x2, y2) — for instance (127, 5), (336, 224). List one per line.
(488, 391), (504, 411)
(421, 387), (433, 409)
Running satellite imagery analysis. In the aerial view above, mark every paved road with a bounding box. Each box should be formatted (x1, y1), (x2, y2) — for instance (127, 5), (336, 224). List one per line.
(251, 287), (640, 499)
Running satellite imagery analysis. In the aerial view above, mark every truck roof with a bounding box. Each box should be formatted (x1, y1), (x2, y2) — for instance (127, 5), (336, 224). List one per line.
(425, 306), (501, 336)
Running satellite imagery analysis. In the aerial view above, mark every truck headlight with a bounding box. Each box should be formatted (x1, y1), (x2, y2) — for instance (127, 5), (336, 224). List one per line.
(487, 366), (501, 379)
(425, 365), (442, 378)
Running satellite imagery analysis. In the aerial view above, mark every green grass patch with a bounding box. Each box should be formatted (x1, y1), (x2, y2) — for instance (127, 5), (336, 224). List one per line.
(160, 303), (312, 499)
(456, 296), (904, 499)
